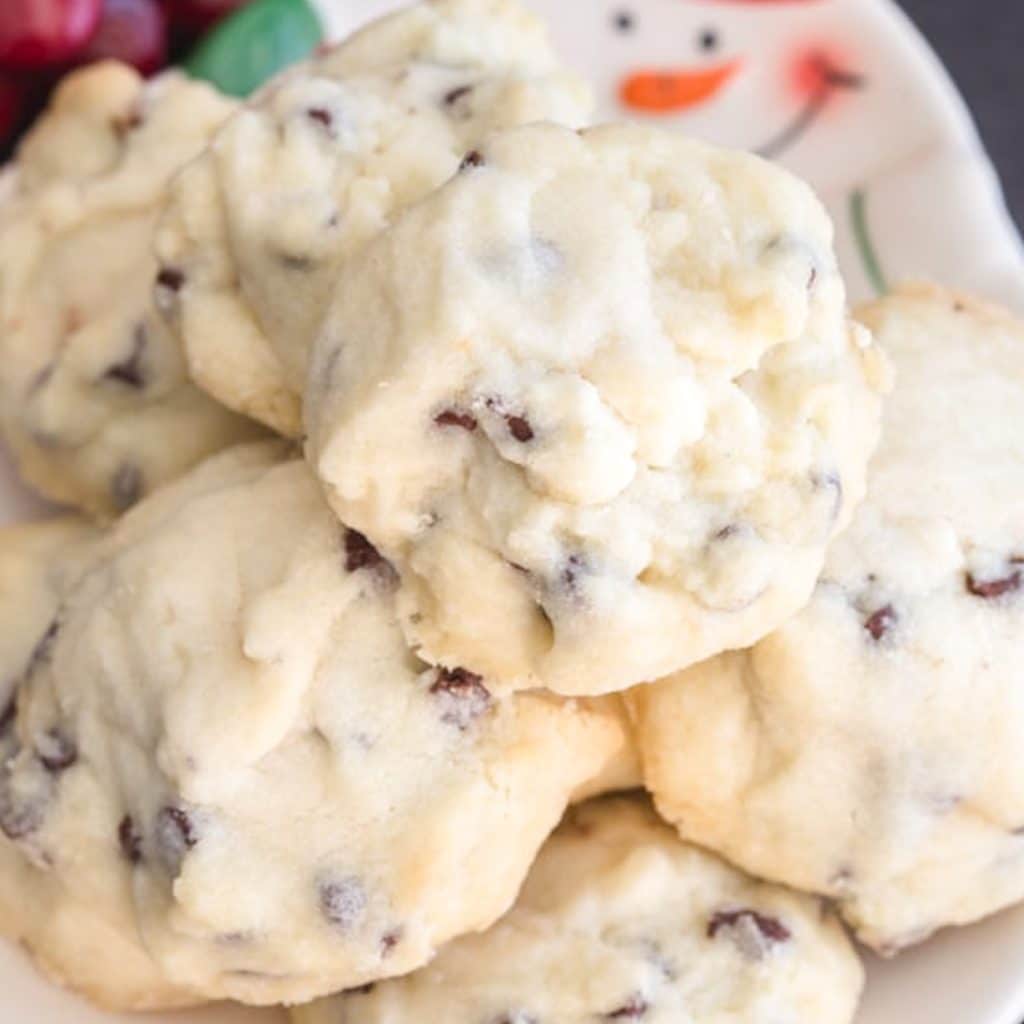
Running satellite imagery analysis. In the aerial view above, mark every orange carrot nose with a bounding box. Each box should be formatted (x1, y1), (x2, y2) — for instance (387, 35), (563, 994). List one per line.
(620, 60), (742, 113)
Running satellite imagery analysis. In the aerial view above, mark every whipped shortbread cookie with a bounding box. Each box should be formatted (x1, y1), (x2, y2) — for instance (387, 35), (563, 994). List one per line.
(630, 284), (1024, 952)
(294, 796), (863, 1024)
(0, 443), (624, 1006)
(0, 62), (264, 520)
(306, 121), (888, 696)
(155, 0), (592, 436)
(0, 518), (197, 1010)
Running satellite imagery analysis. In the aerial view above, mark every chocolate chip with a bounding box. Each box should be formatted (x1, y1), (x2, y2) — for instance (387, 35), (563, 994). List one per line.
(279, 252), (314, 271)
(443, 84), (474, 108)
(112, 109), (143, 136)
(318, 876), (367, 931)
(36, 730), (76, 773)
(380, 927), (402, 956)
(118, 814), (142, 864)
(306, 107), (335, 132)
(707, 908), (791, 957)
(103, 324), (147, 389)
(154, 267), (185, 317)
(0, 698), (15, 736)
(459, 149), (486, 172)
(482, 398), (534, 442)
(111, 463), (143, 512)
(506, 414), (534, 442)
(27, 619), (59, 674)
(561, 553), (587, 595)
(156, 805), (197, 872)
(966, 560), (1023, 600)
(434, 408), (478, 432)
(604, 994), (649, 1019)
(864, 604), (897, 642)
(0, 787), (46, 841)
(807, 265), (818, 290)
(343, 529), (396, 584)
(348, 983), (376, 997)
(429, 667), (493, 730)
(155, 267), (185, 293)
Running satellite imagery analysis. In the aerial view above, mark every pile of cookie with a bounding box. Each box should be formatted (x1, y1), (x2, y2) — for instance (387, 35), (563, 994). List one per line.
(0, 2), (1020, 1021)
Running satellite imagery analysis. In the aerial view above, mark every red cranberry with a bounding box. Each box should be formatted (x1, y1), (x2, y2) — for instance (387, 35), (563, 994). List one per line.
(78, 0), (167, 76)
(0, 0), (102, 70)
(0, 73), (32, 152)
(162, 0), (250, 34)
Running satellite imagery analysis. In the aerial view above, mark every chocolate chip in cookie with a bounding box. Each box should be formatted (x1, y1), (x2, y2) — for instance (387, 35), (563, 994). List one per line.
(156, 805), (198, 873)
(318, 876), (367, 932)
(434, 407), (478, 432)
(154, 267), (185, 316)
(459, 149), (486, 172)
(966, 558), (1023, 600)
(429, 667), (493, 730)
(604, 993), (649, 1019)
(306, 107), (337, 136)
(118, 814), (143, 864)
(342, 529), (397, 587)
(103, 324), (148, 389)
(111, 463), (144, 512)
(863, 604), (898, 642)
(380, 927), (403, 957)
(36, 729), (77, 773)
(707, 908), (791, 958)
(443, 84), (474, 111)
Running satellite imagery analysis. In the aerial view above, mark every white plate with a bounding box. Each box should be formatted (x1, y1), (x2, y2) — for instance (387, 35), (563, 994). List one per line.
(4, 0), (1024, 1021)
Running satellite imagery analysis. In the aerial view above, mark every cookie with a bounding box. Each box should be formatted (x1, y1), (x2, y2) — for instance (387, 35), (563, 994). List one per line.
(0, 62), (265, 520)
(570, 697), (642, 804)
(305, 120), (889, 696)
(155, 0), (592, 437)
(0, 518), (97, 732)
(629, 283), (1024, 952)
(292, 795), (863, 1024)
(0, 441), (625, 1007)
(0, 518), (195, 1011)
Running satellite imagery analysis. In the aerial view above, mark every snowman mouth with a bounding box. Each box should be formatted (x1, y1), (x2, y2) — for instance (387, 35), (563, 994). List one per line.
(756, 57), (866, 159)
(620, 60), (743, 113)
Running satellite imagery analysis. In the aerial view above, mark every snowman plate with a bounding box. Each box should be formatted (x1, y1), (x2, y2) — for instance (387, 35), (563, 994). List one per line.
(3, 1), (1024, 1023)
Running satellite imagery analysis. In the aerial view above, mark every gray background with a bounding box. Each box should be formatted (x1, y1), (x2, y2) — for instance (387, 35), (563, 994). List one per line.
(896, 0), (1022, 232)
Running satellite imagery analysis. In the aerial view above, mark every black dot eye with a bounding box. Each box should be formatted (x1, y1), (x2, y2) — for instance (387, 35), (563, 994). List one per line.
(698, 27), (719, 52)
(612, 9), (635, 33)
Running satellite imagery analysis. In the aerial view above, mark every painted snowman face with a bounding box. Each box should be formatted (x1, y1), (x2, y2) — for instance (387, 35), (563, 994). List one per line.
(545, 0), (960, 194)
(316, 0), (1024, 309)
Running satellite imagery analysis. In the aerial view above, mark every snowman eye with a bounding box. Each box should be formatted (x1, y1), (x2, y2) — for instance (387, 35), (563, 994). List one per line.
(612, 9), (636, 33)
(698, 28), (720, 53)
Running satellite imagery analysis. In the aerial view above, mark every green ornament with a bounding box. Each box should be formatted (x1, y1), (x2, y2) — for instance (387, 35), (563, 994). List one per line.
(184, 0), (323, 98)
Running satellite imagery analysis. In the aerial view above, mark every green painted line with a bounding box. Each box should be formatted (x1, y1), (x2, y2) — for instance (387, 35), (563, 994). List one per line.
(850, 188), (889, 296)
